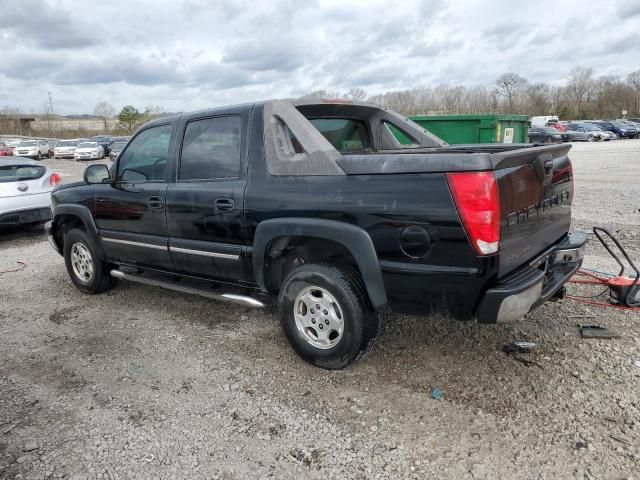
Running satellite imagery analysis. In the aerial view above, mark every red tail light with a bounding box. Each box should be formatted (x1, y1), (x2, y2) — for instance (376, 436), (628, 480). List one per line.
(49, 172), (61, 186)
(447, 171), (501, 255)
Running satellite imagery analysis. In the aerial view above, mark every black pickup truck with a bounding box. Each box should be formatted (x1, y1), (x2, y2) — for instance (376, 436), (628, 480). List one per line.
(45, 99), (586, 369)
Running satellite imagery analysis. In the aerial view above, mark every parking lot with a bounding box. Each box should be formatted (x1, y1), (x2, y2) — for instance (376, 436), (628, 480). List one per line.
(1, 140), (640, 479)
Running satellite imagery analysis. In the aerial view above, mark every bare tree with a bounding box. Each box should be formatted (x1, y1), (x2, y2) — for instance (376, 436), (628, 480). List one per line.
(627, 69), (640, 115)
(93, 101), (115, 131)
(0, 107), (22, 135)
(299, 89), (344, 100)
(524, 83), (551, 115)
(567, 67), (594, 118)
(143, 105), (167, 119)
(347, 88), (367, 102)
(41, 100), (54, 136)
(495, 73), (527, 113)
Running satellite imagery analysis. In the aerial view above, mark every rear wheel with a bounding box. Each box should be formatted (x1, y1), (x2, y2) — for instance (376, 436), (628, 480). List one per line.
(63, 228), (115, 294)
(278, 263), (379, 369)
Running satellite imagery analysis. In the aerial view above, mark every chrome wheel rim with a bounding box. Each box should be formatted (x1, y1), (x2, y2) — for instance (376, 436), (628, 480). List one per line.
(293, 286), (344, 350)
(71, 242), (94, 283)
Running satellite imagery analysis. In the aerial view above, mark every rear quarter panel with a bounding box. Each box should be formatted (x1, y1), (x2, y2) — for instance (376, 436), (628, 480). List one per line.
(245, 107), (491, 319)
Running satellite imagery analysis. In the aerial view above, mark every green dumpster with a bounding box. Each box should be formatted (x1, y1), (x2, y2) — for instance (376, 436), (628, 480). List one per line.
(404, 114), (529, 144)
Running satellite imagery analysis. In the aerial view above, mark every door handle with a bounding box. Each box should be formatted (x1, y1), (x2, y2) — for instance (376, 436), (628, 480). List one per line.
(214, 198), (234, 212)
(147, 196), (164, 209)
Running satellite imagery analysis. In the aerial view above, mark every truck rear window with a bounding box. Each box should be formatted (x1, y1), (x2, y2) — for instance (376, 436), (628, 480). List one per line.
(0, 165), (46, 182)
(308, 118), (371, 152)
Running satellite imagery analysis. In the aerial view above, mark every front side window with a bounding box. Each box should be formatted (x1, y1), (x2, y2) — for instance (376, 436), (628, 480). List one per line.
(179, 116), (242, 180)
(116, 124), (172, 182)
(308, 118), (371, 152)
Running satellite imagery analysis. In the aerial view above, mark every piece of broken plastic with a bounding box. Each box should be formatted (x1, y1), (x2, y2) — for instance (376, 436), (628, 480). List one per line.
(580, 325), (618, 339)
(431, 386), (442, 400)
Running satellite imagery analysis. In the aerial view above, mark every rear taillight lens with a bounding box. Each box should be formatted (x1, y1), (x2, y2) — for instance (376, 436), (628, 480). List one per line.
(447, 171), (501, 255)
(49, 172), (61, 186)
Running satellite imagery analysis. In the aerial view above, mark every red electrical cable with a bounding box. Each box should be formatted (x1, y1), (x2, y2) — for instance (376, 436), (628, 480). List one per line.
(565, 295), (639, 311)
(566, 269), (638, 310)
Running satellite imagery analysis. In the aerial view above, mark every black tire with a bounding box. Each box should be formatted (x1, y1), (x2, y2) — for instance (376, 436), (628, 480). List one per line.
(587, 135), (594, 142)
(36, 151), (42, 160)
(63, 228), (115, 294)
(278, 263), (379, 370)
(544, 136), (551, 143)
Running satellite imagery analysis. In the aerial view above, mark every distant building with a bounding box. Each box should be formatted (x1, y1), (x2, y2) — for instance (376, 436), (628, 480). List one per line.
(31, 115), (117, 131)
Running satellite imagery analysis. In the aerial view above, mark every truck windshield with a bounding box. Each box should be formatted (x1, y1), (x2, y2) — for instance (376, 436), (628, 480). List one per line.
(308, 118), (371, 152)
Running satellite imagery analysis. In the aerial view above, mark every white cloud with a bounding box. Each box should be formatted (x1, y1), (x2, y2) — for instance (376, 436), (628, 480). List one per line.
(0, 0), (638, 114)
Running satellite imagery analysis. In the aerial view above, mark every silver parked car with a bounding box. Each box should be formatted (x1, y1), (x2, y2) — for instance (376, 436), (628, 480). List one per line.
(564, 123), (605, 142)
(589, 125), (616, 141)
(0, 157), (61, 226)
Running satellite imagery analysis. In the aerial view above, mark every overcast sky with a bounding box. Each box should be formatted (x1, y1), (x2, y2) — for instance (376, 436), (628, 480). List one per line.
(1, 0), (639, 115)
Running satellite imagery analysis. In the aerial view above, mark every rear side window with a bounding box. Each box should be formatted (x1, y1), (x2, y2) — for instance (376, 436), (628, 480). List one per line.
(0, 164), (45, 182)
(383, 121), (419, 147)
(179, 116), (242, 180)
(308, 118), (371, 152)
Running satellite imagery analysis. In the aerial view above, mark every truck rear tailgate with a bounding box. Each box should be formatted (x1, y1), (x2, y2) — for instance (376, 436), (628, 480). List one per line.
(491, 144), (573, 275)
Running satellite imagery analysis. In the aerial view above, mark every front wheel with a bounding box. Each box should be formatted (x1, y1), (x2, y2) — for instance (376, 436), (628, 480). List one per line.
(545, 136), (551, 143)
(36, 151), (42, 160)
(63, 228), (115, 294)
(278, 263), (379, 369)
(587, 135), (594, 142)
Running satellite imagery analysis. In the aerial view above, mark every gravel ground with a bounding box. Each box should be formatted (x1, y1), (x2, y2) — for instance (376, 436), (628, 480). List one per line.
(1, 141), (640, 479)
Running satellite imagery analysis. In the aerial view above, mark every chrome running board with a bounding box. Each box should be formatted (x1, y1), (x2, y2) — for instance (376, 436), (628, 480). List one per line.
(110, 269), (265, 308)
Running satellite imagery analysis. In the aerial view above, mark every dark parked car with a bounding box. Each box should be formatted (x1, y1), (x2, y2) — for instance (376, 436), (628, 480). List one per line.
(90, 136), (113, 155)
(590, 121), (637, 139)
(48, 140), (61, 157)
(108, 139), (129, 161)
(528, 126), (564, 143)
(45, 99), (585, 369)
(618, 120), (640, 136)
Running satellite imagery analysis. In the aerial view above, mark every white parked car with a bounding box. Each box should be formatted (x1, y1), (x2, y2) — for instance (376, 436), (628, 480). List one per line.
(0, 158), (61, 226)
(74, 142), (104, 161)
(54, 140), (79, 159)
(14, 139), (51, 160)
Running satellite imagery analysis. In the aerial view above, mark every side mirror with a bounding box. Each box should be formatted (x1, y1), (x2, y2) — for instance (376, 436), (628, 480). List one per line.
(84, 164), (111, 184)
